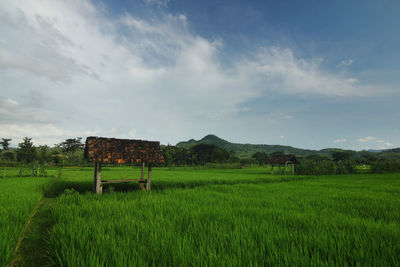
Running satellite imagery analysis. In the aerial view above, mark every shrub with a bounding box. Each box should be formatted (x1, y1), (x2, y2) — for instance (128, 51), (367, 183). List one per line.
(295, 159), (356, 175)
(371, 160), (400, 173)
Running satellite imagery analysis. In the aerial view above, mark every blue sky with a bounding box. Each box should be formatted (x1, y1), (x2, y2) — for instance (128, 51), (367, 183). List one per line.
(0, 0), (399, 150)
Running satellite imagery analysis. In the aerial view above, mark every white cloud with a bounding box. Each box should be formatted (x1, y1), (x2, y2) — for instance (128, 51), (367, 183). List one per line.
(7, 98), (18, 105)
(334, 138), (346, 143)
(358, 136), (376, 142)
(0, 0), (391, 146)
(144, 0), (170, 7)
(356, 137), (396, 150)
(239, 49), (372, 96)
(336, 59), (353, 68)
(0, 123), (72, 146)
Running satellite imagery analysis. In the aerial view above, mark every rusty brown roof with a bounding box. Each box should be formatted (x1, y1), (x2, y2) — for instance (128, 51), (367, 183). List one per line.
(267, 154), (299, 164)
(84, 136), (164, 164)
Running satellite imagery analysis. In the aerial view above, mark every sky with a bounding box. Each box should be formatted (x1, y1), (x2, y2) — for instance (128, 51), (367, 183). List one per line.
(0, 0), (399, 150)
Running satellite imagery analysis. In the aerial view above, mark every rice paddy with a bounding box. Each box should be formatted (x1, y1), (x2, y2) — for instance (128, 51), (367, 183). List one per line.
(0, 169), (57, 267)
(1, 166), (399, 266)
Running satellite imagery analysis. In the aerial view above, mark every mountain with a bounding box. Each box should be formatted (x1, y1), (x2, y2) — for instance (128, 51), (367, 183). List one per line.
(177, 134), (318, 158)
(176, 134), (400, 159)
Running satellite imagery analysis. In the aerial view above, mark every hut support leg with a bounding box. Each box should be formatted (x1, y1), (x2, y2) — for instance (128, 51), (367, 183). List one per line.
(94, 161), (102, 194)
(146, 165), (152, 190)
(292, 164), (295, 174)
(271, 164), (274, 175)
(140, 162), (145, 190)
(285, 162), (288, 174)
(93, 161), (98, 193)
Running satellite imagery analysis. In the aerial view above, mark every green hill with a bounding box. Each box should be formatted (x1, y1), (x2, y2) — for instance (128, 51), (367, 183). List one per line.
(176, 134), (317, 158)
(176, 134), (400, 160)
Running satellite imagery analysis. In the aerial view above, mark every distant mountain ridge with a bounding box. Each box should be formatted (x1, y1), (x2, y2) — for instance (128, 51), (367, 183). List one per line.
(176, 134), (400, 159)
(176, 134), (340, 158)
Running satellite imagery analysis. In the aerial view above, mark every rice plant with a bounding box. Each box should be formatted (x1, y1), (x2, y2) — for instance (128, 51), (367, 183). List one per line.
(48, 167), (400, 266)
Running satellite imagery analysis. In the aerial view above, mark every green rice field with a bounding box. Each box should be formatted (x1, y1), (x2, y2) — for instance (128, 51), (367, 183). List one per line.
(0, 169), (57, 266)
(1, 166), (399, 266)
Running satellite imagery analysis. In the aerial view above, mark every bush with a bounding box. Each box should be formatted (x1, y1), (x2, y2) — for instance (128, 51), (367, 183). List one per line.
(371, 160), (400, 173)
(295, 159), (356, 175)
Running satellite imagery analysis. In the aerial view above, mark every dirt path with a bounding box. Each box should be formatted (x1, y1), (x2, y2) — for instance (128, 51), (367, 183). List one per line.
(7, 170), (62, 267)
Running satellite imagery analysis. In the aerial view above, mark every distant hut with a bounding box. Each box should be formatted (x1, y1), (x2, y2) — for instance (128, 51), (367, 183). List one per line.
(267, 154), (299, 175)
(84, 136), (164, 194)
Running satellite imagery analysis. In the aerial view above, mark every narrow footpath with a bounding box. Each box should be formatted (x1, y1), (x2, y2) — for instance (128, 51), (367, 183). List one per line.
(7, 170), (62, 267)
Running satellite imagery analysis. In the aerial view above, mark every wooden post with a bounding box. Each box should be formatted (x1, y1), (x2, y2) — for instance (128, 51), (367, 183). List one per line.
(93, 161), (98, 193)
(292, 163), (295, 174)
(140, 162), (145, 190)
(146, 165), (152, 190)
(270, 164), (274, 175)
(285, 162), (288, 174)
(94, 161), (102, 194)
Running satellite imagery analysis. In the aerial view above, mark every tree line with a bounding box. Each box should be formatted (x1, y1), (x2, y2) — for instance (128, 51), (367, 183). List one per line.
(0, 137), (85, 167)
(1, 137), (399, 174)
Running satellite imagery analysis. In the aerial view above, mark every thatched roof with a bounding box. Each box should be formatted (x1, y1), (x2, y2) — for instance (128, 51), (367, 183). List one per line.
(84, 137), (164, 164)
(267, 154), (299, 164)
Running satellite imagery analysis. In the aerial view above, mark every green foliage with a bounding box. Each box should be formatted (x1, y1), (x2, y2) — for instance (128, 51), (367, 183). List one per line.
(17, 137), (37, 164)
(0, 173), (55, 266)
(176, 134), (316, 158)
(162, 145), (192, 166)
(331, 151), (352, 162)
(46, 167), (400, 266)
(176, 134), (400, 161)
(162, 144), (233, 166)
(371, 159), (400, 173)
(190, 144), (230, 165)
(0, 138), (11, 151)
(55, 138), (84, 154)
(252, 151), (268, 165)
(296, 159), (356, 175)
(2, 151), (16, 161)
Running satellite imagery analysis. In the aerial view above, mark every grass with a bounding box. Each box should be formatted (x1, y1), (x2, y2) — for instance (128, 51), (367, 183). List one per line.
(0, 169), (58, 267)
(46, 167), (400, 266)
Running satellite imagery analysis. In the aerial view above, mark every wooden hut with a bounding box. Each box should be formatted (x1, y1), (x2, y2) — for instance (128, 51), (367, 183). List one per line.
(84, 136), (164, 194)
(267, 154), (299, 175)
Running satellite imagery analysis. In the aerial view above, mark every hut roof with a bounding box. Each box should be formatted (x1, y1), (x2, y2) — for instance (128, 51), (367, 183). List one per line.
(84, 136), (164, 164)
(267, 154), (299, 164)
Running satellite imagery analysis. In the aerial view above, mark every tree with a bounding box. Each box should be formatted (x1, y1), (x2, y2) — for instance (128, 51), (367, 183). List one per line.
(190, 144), (229, 165)
(17, 137), (37, 164)
(270, 151), (284, 157)
(252, 151), (269, 165)
(38, 145), (51, 164)
(56, 137), (84, 154)
(331, 151), (352, 162)
(0, 138), (11, 151)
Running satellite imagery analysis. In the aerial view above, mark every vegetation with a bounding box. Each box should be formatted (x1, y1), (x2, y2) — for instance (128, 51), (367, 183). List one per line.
(1, 135), (400, 173)
(371, 159), (400, 173)
(0, 170), (56, 266)
(0, 166), (399, 266)
(43, 167), (400, 266)
(177, 134), (400, 162)
(295, 159), (356, 175)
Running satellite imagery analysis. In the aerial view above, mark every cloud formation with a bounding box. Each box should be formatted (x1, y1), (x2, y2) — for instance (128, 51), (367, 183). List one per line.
(357, 136), (395, 150)
(333, 138), (346, 143)
(0, 0), (391, 146)
(336, 59), (353, 68)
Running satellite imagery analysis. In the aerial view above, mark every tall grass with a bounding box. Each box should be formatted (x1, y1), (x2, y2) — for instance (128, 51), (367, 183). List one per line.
(48, 167), (400, 266)
(0, 170), (56, 267)
(295, 160), (356, 175)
